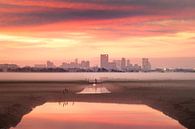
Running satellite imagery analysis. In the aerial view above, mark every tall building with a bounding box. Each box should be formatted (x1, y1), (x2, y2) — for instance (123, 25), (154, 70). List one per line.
(47, 61), (55, 68)
(108, 62), (117, 70)
(127, 60), (131, 67)
(134, 64), (142, 71)
(75, 58), (78, 65)
(100, 54), (109, 69)
(113, 60), (122, 70)
(80, 60), (90, 69)
(142, 58), (151, 71)
(34, 64), (46, 69)
(121, 58), (126, 70)
(0, 64), (19, 72)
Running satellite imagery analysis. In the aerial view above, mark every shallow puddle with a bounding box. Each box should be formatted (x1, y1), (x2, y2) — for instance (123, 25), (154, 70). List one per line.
(12, 102), (186, 129)
(78, 86), (111, 94)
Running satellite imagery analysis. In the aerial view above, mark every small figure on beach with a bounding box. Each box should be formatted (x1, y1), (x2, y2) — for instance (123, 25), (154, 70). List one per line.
(93, 78), (98, 86)
(95, 78), (97, 84)
(63, 88), (69, 94)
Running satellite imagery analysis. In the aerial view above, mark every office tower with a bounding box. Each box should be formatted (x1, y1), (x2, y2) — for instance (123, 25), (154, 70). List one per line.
(80, 60), (90, 69)
(108, 62), (117, 70)
(127, 60), (131, 67)
(142, 58), (151, 71)
(34, 64), (46, 69)
(121, 58), (126, 70)
(0, 64), (19, 72)
(60, 62), (69, 69)
(134, 64), (142, 71)
(100, 54), (109, 69)
(75, 58), (78, 64)
(125, 60), (133, 71)
(113, 60), (122, 70)
(47, 61), (55, 68)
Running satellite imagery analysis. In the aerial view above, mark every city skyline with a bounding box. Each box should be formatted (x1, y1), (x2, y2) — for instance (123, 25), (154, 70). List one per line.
(0, 56), (195, 69)
(0, 1), (195, 67)
(1, 54), (195, 70)
(0, 2), (195, 129)
(1, 54), (145, 68)
(1, 54), (194, 73)
(1, 54), (152, 72)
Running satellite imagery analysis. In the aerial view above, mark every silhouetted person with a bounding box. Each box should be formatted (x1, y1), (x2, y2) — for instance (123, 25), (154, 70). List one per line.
(63, 88), (69, 95)
(95, 78), (97, 84)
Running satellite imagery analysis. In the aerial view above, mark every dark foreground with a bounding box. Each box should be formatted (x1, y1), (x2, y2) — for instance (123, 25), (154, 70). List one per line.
(0, 80), (195, 129)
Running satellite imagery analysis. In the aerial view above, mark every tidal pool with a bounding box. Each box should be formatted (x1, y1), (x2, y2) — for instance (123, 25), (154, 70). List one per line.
(78, 86), (111, 94)
(11, 102), (186, 129)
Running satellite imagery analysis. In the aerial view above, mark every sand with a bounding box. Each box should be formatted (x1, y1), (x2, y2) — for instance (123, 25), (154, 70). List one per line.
(0, 80), (195, 129)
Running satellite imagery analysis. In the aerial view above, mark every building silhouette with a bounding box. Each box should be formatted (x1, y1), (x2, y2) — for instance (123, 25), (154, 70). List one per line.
(80, 60), (90, 69)
(47, 61), (56, 68)
(100, 54), (109, 69)
(113, 60), (122, 70)
(34, 64), (46, 69)
(60, 59), (90, 69)
(121, 58), (126, 70)
(142, 58), (151, 71)
(0, 64), (19, 72)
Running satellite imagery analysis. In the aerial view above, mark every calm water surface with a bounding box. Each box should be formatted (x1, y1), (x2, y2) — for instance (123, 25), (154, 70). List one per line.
(0, 72), (195, 81)
(12, 102), (186, 129)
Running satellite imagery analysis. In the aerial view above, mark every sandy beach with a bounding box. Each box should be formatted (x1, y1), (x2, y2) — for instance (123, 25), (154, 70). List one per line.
(0, 80), (195, 129)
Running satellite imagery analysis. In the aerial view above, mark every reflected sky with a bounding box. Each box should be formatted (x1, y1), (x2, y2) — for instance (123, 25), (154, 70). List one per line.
(12, 102), (186, 129)
(78, 86), (111, 94)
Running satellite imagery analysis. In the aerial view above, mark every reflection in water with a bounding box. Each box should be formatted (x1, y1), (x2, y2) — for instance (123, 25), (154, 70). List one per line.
(58, 100), (75, 107)
(12, 102), (185, 129)
(78, 85), (111, 94)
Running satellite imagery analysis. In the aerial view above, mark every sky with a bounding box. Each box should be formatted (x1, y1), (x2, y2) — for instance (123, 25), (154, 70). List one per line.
(0, 0), (195, 67)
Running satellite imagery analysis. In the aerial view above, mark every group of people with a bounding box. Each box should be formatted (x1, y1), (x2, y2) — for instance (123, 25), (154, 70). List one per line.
(62, 88), (70, 94)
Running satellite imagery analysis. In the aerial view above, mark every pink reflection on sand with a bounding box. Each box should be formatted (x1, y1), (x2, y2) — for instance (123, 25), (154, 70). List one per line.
(12, 102), (186, 129)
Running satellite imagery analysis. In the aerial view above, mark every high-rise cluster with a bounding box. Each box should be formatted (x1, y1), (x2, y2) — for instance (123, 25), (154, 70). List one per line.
(100, 54), (151, 71)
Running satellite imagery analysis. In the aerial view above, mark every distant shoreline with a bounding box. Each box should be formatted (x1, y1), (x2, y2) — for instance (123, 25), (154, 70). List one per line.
(1, 72), (195, 82)
(0, 79), (195, 83)
(0, 71), (195, 73)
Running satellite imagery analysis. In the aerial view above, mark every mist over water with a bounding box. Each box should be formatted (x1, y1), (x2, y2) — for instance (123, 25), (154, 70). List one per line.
(0, 72), (195, 81)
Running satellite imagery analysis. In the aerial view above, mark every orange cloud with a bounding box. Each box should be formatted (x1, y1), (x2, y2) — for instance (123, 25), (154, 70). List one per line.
(0, 0), (195, 66)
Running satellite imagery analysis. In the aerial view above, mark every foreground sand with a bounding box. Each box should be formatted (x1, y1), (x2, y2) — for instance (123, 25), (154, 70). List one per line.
(0, 80), (195, 129)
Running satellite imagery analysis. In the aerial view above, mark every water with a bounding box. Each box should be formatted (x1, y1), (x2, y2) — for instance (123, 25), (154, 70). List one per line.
(0, 72), (195, 81)
(11, 102), (186, 129)
(78, 86), (111, 94)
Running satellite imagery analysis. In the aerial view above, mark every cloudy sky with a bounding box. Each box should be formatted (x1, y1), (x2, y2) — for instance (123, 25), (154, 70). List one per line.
(0, 0), (195, 67)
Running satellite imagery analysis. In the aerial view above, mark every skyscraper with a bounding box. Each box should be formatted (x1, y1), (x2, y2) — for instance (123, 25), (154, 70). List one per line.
(127, 60), (131, 67)
(80, 60), (90, 69)
(47, 61), (55, 68)
(113, 60), (122, 70)
(142, 58), (151, 71)
(100, 54), (109, 69)
(121, 58), (126, 70)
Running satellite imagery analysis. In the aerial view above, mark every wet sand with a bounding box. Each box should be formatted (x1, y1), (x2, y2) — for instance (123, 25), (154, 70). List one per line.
(0, 80), (195, 129)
